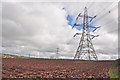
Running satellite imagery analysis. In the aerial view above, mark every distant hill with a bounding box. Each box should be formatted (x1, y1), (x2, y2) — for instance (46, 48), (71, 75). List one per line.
(0, 54), (29, 59)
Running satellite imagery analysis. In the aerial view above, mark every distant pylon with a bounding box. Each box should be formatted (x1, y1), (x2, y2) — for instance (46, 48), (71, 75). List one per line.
(29, 53), (30, 58)
(72, 7), (100, 60)
(56, 48), (59, 59)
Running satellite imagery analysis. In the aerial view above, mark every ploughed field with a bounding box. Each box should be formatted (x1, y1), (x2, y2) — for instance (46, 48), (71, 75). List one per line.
(2, 58), (113, 78)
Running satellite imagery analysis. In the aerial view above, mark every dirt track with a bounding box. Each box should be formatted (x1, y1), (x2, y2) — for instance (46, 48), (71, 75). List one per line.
(2, 58), (113, 78)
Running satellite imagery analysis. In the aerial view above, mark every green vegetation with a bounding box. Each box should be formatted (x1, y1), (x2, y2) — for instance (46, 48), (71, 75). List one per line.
(108, 68), (119, 78)
(108, 58), (120, 78)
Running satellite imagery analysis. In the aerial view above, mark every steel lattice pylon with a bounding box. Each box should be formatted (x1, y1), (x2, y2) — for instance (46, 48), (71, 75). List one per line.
(73, 7), (100, 60)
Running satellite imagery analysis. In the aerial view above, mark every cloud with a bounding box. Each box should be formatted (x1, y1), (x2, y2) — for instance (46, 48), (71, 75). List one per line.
(2, 2), (118, 60)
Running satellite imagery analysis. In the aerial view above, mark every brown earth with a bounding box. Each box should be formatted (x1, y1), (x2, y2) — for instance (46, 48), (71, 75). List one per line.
(2, 58), (113, 78)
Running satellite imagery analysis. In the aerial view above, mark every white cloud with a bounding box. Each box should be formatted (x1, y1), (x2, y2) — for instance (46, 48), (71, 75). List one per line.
(2, 2), (118, 60)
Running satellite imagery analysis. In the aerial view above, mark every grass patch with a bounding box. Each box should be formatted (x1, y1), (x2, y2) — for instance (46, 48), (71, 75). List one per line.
(108, 58), (120, 78)
(108, 68), (119, 78)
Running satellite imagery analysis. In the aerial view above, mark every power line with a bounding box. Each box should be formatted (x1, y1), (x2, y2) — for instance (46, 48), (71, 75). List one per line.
(95, 4), (118, 22)
(87, 1), (95, 11)
(98, 28), (118, 37)
(95, 2), (116, 16)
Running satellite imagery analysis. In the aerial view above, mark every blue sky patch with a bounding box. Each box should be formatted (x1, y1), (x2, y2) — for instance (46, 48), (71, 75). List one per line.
(67, 14), (83, 31)
(63, 7), (96, 32)
(66, 14), (95, 32)
(67, 15), (73, 26)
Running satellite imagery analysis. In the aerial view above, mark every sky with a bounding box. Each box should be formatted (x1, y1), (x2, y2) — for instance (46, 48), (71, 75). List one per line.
(1, 0), (119, 60)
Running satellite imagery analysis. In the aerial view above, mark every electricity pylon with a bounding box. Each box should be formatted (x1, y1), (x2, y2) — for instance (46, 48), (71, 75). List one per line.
(72, 7), (100, 60)
(56, 48), (59, 59)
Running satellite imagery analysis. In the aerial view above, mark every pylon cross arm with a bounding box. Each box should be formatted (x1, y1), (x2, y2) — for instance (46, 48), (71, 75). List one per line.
(90, 35), (99, 39)
(72, 23), (83, 29)
(73, 33), (82, 37)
